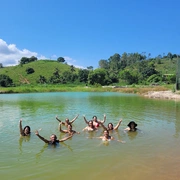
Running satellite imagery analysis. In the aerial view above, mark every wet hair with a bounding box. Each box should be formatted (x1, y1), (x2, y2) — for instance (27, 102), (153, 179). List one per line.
(108, 123), (113, 127)
(92, 116), (97, 119)
(103, 129), (109, 134)
(23, 126), (31, 133)
(88, 120), (95, 128)
(127, 121), (137, 128)
(51, 134), (57, 139)
(65, 118), (69, 122)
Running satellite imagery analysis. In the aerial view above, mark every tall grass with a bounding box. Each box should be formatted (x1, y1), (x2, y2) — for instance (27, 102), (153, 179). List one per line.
(0, 84), (171, 94)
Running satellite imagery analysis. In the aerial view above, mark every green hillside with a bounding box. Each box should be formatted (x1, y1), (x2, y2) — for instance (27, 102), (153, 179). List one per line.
(0, 60), (77, 85)
(153, 58), (177, 74)
(0, 57), (178, 87)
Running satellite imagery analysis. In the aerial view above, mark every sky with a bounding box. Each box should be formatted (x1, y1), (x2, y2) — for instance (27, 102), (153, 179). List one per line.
(0, 0), (179, 68)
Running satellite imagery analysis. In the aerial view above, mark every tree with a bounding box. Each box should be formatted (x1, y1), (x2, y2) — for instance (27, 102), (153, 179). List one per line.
(119, 70), (138, 84)
(138, 61), (157, 81)
(172, 54), (177, 58)
(53, 68), (60, 78)
(57, 57), (65, 63)
(29, 56), (38, 62)
(120, 52), (128, 70)
(99, 59), (109, 69)
(62, 71), (73, 82)
(147, 74), (162, 83)
(0, 63), (3, 68)
(49, 68), (62, 84)
(167, 52), (173, 60)
(70, 65), (75, 72)
(78, 69), (89, 83)
(87, 66), (93, 70)
(88, 68), (110, 85)
(141, 52), (147, 60)
(108, 53), (121, 71)
(38, 75), (47, 84)
(156, 54), (162, 59)
(0, 74), (13, 87)
(19, 57), (29, 65)
(19, 56), (37, 65)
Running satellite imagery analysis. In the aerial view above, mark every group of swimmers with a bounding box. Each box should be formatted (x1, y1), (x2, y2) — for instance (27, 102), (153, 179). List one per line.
(19, 114), (138, 145)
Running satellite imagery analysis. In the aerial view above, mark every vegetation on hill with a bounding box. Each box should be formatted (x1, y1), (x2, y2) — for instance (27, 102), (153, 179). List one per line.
(0, 52), (179, 89)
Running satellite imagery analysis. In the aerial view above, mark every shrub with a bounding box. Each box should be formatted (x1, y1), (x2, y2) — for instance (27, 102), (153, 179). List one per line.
(26, 67), (35, 74)
(0, 74), (13, 87)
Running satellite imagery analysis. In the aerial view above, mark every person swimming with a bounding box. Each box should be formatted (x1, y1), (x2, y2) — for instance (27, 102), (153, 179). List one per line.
(82, 120), (97, 132)
(35, 130), (72, 145)
(101, 119), (122, 131)
(124, 121), (138, 132)
(56, 114), (79, 127)
(59, 123), (80, 135)
(19, 119), (31, 136)
(97, 130), (114, 141)
(96, 130), (125, 143)
(83, 114), (106, 128)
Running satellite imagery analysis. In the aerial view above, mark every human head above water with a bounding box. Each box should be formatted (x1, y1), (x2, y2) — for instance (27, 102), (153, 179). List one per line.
(65, 118), (70, 123)
(108, 123), (113, 130)
(127, 121), (137, 129)
(92, 116), (97, 121)
(88, 120), (94, 127)
(23, 126), (31, 134)
(50, 134), (57, 143)
(103, 129), (109, 137)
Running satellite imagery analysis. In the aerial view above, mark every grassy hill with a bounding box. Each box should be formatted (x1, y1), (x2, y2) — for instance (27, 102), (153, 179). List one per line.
(153, 58), (177, 74)
(0, 60), (78, 85)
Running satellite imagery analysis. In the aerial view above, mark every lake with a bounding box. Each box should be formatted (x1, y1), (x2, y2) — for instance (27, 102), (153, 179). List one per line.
(0, 92), (180, 180)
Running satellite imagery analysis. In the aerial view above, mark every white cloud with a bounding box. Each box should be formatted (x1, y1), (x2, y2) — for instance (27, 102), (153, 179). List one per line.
(64, 56), (85, 69)
(50, 54), (57, 60)
(0, 39), (86, 69)
(0, 39), (46, 66)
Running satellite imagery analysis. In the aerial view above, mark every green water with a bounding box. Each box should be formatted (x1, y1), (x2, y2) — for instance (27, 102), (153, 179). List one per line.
(0, 92), (180, 180)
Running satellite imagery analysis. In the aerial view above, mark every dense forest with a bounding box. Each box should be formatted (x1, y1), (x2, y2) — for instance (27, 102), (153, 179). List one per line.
(0, 52), (179, 87)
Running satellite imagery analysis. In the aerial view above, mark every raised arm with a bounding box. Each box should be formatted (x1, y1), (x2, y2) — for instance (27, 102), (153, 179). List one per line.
(100, 114), (106, 124)
(100, 122), (108, 130)
(59, 123), (68, 133)
(83, 115), (89, 124)
(59, 134), (73, 142)
(70, 114), (79, 124)
(56, 116), (65, 125)
(19, 119), (24, 135)
(35, 130), (49, 143)
(114, 119), (122, 130)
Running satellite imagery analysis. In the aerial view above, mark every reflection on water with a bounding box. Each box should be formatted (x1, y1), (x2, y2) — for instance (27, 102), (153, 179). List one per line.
(35, 144), (47, 163)
(0, 92), (180, 180)
(126, 131), (138, 140)
(19, 136), (31, 155)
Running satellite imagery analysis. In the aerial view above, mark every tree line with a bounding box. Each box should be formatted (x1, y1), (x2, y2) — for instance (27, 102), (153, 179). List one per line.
(0, 52), (178, 87)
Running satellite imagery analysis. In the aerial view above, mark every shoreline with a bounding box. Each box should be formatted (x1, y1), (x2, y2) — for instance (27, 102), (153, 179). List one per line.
(1, 85), (180, 100)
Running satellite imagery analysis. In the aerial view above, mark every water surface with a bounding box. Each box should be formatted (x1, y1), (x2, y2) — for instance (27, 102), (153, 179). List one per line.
(0, 92), (180, 180)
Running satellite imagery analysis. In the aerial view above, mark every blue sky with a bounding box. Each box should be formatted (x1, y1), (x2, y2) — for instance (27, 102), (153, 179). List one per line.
(0, 0), (179, 68)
